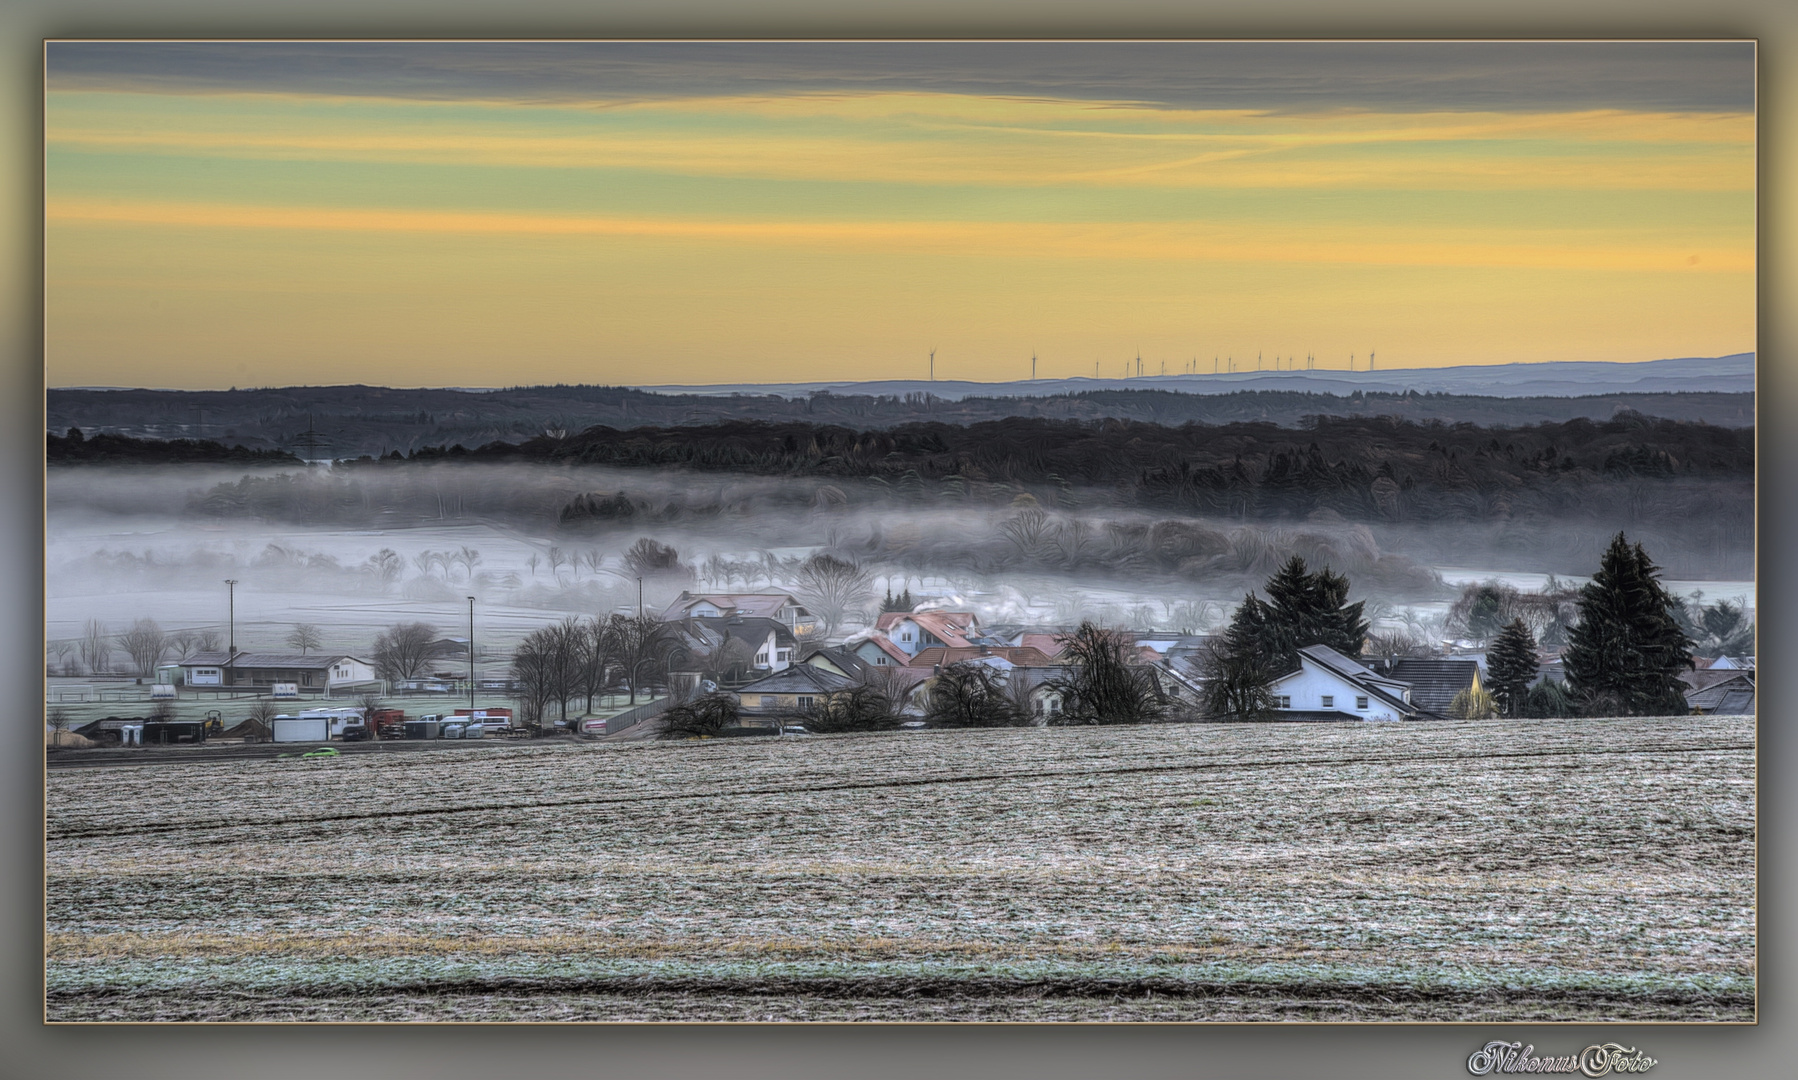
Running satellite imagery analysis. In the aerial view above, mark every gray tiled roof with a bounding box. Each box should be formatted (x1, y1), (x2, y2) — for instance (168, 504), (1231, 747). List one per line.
(1386, 659), (1480, 716)
(734, 665), (856, 696)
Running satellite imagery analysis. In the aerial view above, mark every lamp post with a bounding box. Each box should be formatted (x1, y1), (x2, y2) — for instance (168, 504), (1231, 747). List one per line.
(224, 579), (238, 692)
(467, 596), (476, 713)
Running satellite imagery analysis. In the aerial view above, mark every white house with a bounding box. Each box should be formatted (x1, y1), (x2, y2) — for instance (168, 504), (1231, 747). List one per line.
(1269, 645), (1417, 721)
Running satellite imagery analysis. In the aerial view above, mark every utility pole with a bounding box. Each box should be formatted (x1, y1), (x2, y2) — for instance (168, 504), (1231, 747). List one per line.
(467, 596), (476, 713)
(638, 576), (645, 620)
(224, 579), (238, 690)
(1031, 352), (1036, 380)
(929, 347), (935, 382)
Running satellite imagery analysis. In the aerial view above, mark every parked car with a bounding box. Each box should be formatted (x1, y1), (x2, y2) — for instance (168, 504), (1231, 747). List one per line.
(340, 725), (370, 742)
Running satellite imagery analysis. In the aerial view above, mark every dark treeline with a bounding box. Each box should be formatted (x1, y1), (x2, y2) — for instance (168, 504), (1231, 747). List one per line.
(46, 382), (1753, 459)
(378, 411), (1751, 526)
(47, 429), (301, 466)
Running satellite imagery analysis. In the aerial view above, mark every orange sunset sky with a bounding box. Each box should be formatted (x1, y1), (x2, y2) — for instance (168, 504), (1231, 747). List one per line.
(45, 42), (1755, 389)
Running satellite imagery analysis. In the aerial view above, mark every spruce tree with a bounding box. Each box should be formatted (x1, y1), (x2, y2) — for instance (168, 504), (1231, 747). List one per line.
(1255, 555), (1369, 673)
(1196, 595), (1279, 720)
(1563, 533), (1694, 715)
(1486, 617), (1539, 717)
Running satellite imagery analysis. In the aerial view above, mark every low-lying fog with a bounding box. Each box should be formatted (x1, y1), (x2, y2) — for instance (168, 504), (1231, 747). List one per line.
(46, 463), (1753, 662)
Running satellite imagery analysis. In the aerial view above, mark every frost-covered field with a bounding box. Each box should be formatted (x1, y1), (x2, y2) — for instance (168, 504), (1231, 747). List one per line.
(45, 716), (1755, 1022)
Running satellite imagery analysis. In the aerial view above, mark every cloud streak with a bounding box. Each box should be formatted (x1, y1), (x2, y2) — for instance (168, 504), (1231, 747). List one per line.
(46, 41), (1755, 114)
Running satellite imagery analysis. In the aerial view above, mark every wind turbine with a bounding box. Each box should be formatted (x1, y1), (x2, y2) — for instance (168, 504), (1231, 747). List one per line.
(1370, 349), (1376, 371)
(1031, 351), (1037, 381)
(929, 347), (935, 382)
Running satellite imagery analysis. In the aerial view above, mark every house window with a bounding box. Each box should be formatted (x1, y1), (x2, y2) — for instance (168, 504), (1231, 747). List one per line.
(1357, 696), (1369, 710)
(877, 656), (888, 665)
(1321, 695), (1334, 708)
(760, 696), (776, 708)
(796, 695), (815, 710)
(1277, 696), (1290, 709)
(902, 632), (913, 642)
(776, 650), (791, 662)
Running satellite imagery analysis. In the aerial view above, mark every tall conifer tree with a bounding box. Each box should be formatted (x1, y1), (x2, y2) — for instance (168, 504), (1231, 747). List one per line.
(1563, 533), (1694, 715)
(1486, 617), (1539, 717)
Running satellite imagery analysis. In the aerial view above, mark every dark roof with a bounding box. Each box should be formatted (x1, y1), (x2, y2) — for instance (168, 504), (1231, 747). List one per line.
(1680, 667), (1754, 692)
(687, 616), (797, 650)
(1386, 659), (1480, 716)
(1267, 710), (1375, 723)
(801, 645), (872, 680)
(74, 717), (149, 735)
(735, 665), (856, 696)
(1685, 673), (1756, 714)
(178, 652), (364, 670)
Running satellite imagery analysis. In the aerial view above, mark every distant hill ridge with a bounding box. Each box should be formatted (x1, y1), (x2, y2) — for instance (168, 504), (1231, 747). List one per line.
(637, 353), (1755, 401)
(46, 354), (1753, 460)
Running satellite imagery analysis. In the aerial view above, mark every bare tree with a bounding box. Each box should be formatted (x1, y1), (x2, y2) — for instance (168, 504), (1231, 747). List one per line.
(167, 630), (198, 660)
(924, 662), (1029, 728)
(371, 622), (439, 684)
(659, 693), (739, 739)
(79, 619), (113, 675)
(526, 553), (541, 579)
(455, 545), (483, 581)
(286, 623), (322, 655)
(614, 614), (675, 705)
(578, 616), (621, 712)
(117, 619), (169, 678)
(363, 548), (404, 591)
(1048, 622), (1165, 725)
(793, 553), (874, 637)
(509, 632), (557, 730)
(195, 629), (223, 653)
(46, 708), (70, 734)
(624, 537), (690, 580)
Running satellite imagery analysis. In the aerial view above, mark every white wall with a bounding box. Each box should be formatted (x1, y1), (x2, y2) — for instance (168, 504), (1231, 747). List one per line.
(1270, 659), (1403, 721)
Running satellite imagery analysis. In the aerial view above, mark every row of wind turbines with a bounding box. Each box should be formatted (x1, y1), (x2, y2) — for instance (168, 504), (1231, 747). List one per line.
(926, 346), (1381, 381)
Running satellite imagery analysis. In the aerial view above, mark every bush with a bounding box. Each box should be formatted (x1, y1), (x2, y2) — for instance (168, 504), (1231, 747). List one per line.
(1447, 686), (1498, 720)
(1520, 680), (1576, 719)
(660, 693), (740, 739)
(925, 663), (1029, 728)
(804, 686), (901, 734)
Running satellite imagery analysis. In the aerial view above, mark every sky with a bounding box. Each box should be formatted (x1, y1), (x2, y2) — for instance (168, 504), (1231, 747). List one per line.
(44, 42), (1756, 389)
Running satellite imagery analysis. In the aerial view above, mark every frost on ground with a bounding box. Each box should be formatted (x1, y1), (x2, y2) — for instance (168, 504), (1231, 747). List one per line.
(45, 716), (1755, 1022)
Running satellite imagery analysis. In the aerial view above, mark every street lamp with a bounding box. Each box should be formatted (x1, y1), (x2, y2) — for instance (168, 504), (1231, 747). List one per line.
(224, 579), (238, 692)
(467, 596), (476, 713)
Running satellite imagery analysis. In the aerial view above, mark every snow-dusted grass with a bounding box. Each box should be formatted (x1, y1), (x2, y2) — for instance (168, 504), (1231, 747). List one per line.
(46, 715), (1755, 1021)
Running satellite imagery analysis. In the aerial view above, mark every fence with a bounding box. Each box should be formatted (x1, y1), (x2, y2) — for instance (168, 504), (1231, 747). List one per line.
(603, 695), (676, 736)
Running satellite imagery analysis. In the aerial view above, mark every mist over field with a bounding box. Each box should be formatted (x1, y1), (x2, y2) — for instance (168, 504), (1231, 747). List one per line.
(46, 453), (1753, 661)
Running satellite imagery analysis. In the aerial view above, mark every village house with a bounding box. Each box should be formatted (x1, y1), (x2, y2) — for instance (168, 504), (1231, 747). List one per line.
(1380, 657), (1482, 720)
(1685, 671), (1755, 715)
(1268, 645), (1417, 721)
(173, 651), (379, 694)
(849, 610), (988, 669)
(733, 665), (858, 727)
(660, 592), (819, 639)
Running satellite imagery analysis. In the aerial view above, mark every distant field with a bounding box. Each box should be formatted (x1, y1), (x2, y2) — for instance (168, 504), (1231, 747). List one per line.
(45, 717), (1755, 1022)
